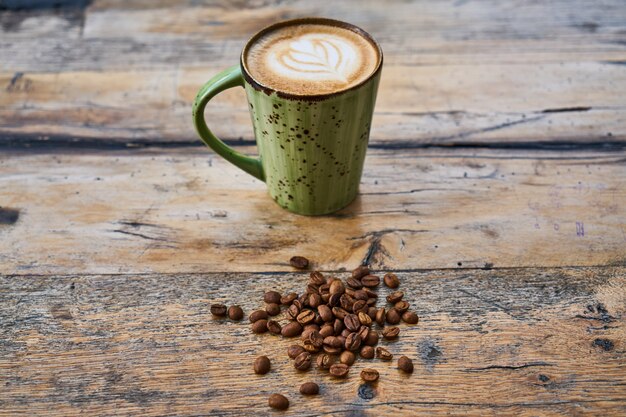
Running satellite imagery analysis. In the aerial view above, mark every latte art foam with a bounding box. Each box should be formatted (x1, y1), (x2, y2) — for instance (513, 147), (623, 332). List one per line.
(245, 23), (379, 95)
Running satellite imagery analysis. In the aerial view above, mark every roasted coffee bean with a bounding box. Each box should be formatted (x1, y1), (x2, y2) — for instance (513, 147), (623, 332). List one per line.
(301, 325), (319, 341)
(287, 344), (305, 359)
(264, 291), (282, 304)
(365, 330), (379, 346)
(308, 293), (322, 308)
(358, 311), (372, 326)
(344, 314), (360, 332)
(316, 353), (334, 370)
(281, 321), (303, 337)
(318, 304), (333, 322)
(364, 288), (378, 298)
(323, 336), (343, 349)
(251, 319), (268, 334)
(294, 351), (312, 371)
(352, 300), (367, 314)
(345, 332), (362, 351)
(386, 291), (404, 304)
(227, 305), (243, 320)
(286, 304), (300, 320)
(300, 382), (320, 395)
(384, 273), (400, 288)
(340, 294), (354, 311)
(267, 320), (282, 335)
(386, 308), (401, 325)
(309, 330), (324, 348)
(360, 368), (379, 382)
(368, 307), (378, 320)
(210, 304), (227, 317)
(280, 292), (297, 305)
(309, 271), (326, 285)
(303, 339), (320, 353)
(383, 326), (400, 339)
(329, 363), (349, 378)
(357, 325), (370, 342)
(361, 275), (380, 288)
(341, 329), (351, 338)
(305, 284), (319, 297)
(328, 293), (342, 308)
(293, 299), (303, 310)
(375, 308), (386, 326)
(333, 318), (344, 335)
(323, 345), (342, 354)
(266, 303), (281, 316)
(319, 282), (330, 294)
(345, 288), (356, 297)
(353, 289), (368, 301)
(329, 280), (345, 295)
(360, 345), (375, 359)
(297, 310), (316, 326)
(290, 256), (309, 269)
(268, 393), (289, 410)
(346, 277), (363, 290)
(249, 310), (269, 323)
(398, 356), (414, 373)
(366, 298), (377, 307)
(332, 307), (348, 320)
(352, 265), (370, 280)
(376, 347), (393, 361)
(315, 313), (324, 325)
(394, 301), (410, 314)
(254, 356), (271, 374)
(320, 324), (334, 338)
(337, 335), (347, 346)
(340, 350), (356, 366)
(402, 311), (419, 324)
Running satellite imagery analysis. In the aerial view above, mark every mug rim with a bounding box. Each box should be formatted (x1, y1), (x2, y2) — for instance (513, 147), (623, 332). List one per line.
(240, 17), (383, 100)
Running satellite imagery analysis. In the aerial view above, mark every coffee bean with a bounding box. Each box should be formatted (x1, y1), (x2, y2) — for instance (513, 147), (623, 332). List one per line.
(323, 336), (343, 349)
(268, 393), (289, 410)
(286, 304), (300, 320)
(352, 265), (370, 280)
(294, 351), (312, 371)
(386, 308), (401, 325)
(301, 324), (319, 341)
(318, 304), (333, 322)
(357, 325), (370, 343)
(366, 298), (377, 306)
(300, 382), (320, 395)
(304, 330), (323, 352)
(316, 353), (334, 370)
(345, 278), (361, 290)
(251, 319), (268, 334)
(287, 344), (305, 359)
(309, 271), (326, 285)
(358, 311), (372, 326)
(344, 314), (360, 332)
(383, 326), (400, 339)
(281, 321), (303, 337)
(266, 303), (281, 316)
(394, 301), (410, 314)
(264, 291), (281, 304)
(360, 345), (375, 359)
(386, 291), (404, 304)
(360, 368), (379, 382)
(363, 288), (378, 299)
(376, 347), (393, 361)
(402, 311), (419, 324)
(254, 355), (271, 374)
(267, 320), (282, 335)
(329, 280), (345, 295)
(328, 293), (341, 308)
(383, 273), (400, 288)
(339, 294), (354, 311)
(398, 356), (414, 374)
(290, 256), (309, 269)
(329, 363), (349, 378)
(365, 330), (379, 346)
(352, 300), (367, 313)
(340, 350), (356, 366)
(368, 307), (378, 320)
(210, 304), (227, 317)
(361, 275), (380, 288)
(353, 290), (368, 301)
(323, 345), (342, 354)
(227, 305), (243, 320)
(332, 307), (348, 320)
(375, 308), (386, 326)
(333, 318), (344, 335)
(345, 332), (362, 351)
(338, 334), (347, 345)
(305, 284), (319, 296)
(249, 310), (268, 323)
(320, 324), (334, 337)
(297, 310), (316, 326)
(280, 292), (297, 305)
(308, 293), (322, 308)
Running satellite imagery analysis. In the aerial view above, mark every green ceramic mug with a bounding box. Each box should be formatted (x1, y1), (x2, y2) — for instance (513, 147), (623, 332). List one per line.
(193, 18), (383, 215)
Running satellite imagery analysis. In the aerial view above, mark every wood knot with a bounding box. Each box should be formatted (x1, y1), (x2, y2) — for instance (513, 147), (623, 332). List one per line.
(593, 338), (614, 351)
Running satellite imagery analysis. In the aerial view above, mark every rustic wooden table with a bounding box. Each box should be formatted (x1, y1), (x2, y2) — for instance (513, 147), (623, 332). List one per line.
(1, 0), (625, 416)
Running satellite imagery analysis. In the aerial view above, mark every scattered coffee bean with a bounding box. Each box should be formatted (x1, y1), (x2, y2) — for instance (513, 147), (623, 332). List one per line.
(319, 324), (334, 337)
(286, 304), (300, 320)
(386, 291), (404, 304)
(360, 368), (379, 382)
(251, 319), (268, 334)
(383, 273), (400, 288)
(361, 275), (380, 288)
(323, 336), (343, 349)
(376, 347), (393, 361)
(280, 292), (297, 305)
(357, 325), (370, 342)
(360, 345), (375, 359)
(386, 308), (401, 325)
(227, 305), (243, 321)
(329, 363), (349, 378)
(398, 356), (414, 374)
(382, 326), (400, 339)
(300, 382), (320, 395)
(210, 304), (227, 317)
(266, 303), (281, 316)
(367, 306), (377, 320)
(352, 265), (370, 280)
(249, 310), (268, 323)
(340, 350), (356, 366)
(345, 332), (362, 351)
(353, 290), (368, 301)
(402, 311), (419, 324)
(264, 291), (281, 304)
(294, 351), (312, 371)
(318, 304), (333, 322)
(268, 393), (289, 410)
(287, 344), (305, 359)
(281, 321), (303, 337)
(309, 293), (322, 308)
(394, 301), (410, 314)
(375, 308), (386, 326)
(316, 353), (334, 370)
(346, 277), (363, 289)
(365, 330), (379, 346)
(329, 280), (345, 295)
(297, 310), (316, 326)
(267, 320), (282, 335)
(358, 311), (372, 326)
(332, 306), (348, 320)
(290, 256), (309, 269)
(344, 314), (360, 332)
(254, 356), (271, 374)
(309, 271), (326, 285)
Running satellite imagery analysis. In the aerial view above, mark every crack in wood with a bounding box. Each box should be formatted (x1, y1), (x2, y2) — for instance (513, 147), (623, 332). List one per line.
(464, 362), (555, 372)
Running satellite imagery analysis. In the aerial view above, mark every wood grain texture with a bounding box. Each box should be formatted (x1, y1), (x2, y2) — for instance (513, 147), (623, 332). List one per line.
(1, 147), (624, 275)
(0, 267), (624, 416)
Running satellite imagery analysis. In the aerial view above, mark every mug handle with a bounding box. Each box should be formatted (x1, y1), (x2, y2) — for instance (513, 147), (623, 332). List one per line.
(192, 65), (265, 182)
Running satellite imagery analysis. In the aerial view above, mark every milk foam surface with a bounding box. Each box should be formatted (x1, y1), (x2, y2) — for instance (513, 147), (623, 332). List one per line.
(245, 23), (379, 95)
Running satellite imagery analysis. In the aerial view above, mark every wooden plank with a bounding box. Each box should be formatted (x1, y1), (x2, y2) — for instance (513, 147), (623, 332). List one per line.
(0, 267), (624, 416)
(1, 147), (624, 275)
(2, 62), (625, 146)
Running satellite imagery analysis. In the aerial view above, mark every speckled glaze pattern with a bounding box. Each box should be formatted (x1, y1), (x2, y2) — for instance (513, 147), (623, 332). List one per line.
(243, 73), (380, 215)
